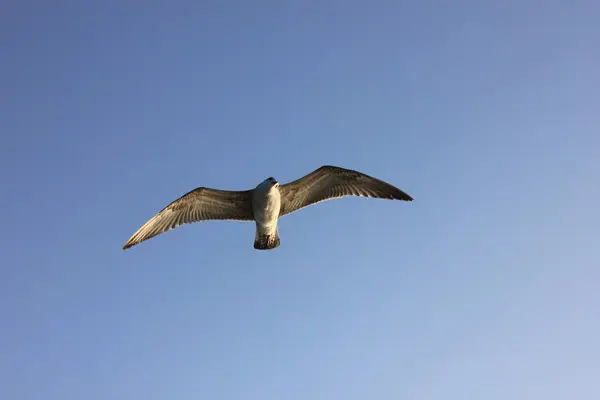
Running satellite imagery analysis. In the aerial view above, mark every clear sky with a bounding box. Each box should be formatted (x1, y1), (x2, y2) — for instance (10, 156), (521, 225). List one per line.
(1, 1), (599, 399)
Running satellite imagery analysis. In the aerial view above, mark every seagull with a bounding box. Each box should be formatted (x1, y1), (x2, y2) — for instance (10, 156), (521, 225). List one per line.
(122, 165), (413, 251)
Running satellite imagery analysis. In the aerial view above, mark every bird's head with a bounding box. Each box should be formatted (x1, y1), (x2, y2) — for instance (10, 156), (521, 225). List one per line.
(256, 176), (279, 192)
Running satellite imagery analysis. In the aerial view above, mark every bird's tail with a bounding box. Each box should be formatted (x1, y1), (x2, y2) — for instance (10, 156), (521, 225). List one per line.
(254, 229), (280, 250)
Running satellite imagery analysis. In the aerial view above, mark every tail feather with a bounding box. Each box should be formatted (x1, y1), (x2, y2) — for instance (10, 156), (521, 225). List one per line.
(254, 229), (280, 250)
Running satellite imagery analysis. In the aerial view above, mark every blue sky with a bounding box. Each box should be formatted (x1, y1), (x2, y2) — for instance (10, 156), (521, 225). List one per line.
(1, 1), (599, 399)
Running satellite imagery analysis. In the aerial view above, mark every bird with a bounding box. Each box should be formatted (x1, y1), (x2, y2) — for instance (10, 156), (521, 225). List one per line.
(122, 165), (413, 251)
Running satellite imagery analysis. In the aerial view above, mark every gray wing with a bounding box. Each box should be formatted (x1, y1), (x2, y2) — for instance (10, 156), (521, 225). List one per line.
(279, 165), (413, 217)
(122, 187), (254, 250)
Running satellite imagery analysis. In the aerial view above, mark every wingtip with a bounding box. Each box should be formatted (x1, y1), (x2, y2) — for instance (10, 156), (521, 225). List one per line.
(394, 191), (413, 202)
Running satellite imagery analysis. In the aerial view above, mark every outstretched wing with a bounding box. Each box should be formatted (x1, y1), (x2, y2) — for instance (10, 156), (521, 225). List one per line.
(122, 187), (254, 250)
(278, 165), (413, 217)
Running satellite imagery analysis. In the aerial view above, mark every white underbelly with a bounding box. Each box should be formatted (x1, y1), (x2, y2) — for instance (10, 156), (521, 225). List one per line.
(253, 192), (281, 227)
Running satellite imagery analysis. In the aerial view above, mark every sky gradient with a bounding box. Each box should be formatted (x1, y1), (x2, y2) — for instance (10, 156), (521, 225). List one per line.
(1, 1), (599, 399)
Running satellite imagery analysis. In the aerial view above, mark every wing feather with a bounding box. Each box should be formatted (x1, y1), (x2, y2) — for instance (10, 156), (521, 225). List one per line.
(279, 165), (413, 217)
(122, 187), (254, 250)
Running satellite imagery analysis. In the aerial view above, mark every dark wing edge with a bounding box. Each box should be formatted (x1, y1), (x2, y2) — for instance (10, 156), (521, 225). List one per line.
(122, 187), (254, 250)
(278, 165), (413, 217)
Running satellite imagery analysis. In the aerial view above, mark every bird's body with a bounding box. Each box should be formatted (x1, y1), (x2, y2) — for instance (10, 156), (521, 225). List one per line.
(252, 178), (282, 249)
(122, 165), (413, 251)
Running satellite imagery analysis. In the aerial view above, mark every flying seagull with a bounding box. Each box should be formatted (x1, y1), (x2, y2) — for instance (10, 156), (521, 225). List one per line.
(122, 165), (413, 251)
